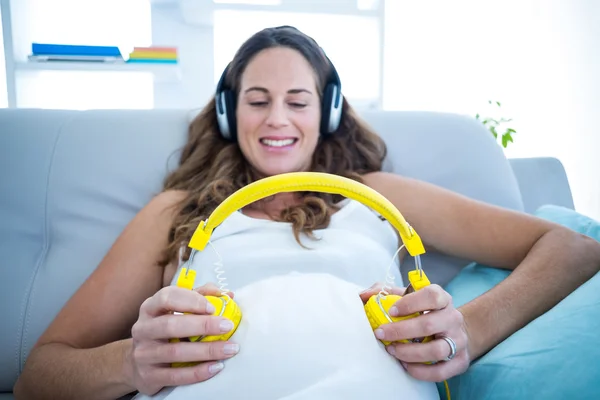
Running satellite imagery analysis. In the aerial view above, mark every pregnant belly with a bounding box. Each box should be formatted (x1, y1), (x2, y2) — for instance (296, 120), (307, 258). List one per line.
(142, 272), (440, 400)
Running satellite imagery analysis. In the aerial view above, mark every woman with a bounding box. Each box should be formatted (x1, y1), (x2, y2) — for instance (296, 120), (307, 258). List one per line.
(14, 26), (600, 400)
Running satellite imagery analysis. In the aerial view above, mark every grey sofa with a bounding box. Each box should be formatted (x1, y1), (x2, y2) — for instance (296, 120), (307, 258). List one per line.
(0, 108), (575, 399)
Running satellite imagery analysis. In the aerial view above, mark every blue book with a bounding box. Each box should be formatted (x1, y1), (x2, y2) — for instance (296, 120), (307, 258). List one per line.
(32, 43), (122, 57)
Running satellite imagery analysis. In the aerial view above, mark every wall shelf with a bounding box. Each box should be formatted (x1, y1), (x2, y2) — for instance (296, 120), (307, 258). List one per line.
(14, 61), (182, 83)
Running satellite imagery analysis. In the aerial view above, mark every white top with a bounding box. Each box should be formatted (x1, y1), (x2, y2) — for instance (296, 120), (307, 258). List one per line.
(135, 199), (440, 400)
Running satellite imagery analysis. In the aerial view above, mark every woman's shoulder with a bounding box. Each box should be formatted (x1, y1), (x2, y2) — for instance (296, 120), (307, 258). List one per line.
(132, 190), (189, 229)
(155, 188), (188, 203)
(148, 189), (188, 212)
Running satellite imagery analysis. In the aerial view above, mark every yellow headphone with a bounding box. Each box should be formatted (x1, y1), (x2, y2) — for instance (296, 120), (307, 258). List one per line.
(170, 172), (450, 399)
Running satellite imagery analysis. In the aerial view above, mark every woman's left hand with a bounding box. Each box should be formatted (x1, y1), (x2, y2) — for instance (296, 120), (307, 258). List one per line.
(360, 283), (471, 382)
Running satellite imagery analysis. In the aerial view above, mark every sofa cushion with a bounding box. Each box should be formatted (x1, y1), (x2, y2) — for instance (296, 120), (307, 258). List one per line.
(360, 111), (525, 286)
(442, 205), (600, 399)
(0, 109), (190, 393)
(0, 109), (74, 391)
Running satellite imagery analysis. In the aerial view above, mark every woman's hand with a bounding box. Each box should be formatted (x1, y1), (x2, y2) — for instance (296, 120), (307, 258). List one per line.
(127, 283), (240, 396)
(360, 283), (471, 382)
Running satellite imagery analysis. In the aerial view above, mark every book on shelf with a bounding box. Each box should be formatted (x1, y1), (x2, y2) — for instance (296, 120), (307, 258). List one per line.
(133, 46), (177, 53)
(126, 58), (178, 64)
(28, 54), (125, 63)
(32, 43), (123, 57)
(128, 51), (178, 60)
(127, 45), (179, 63)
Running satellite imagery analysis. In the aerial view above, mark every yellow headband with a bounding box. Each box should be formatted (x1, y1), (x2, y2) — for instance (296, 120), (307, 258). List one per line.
(188, 172), (426, 257)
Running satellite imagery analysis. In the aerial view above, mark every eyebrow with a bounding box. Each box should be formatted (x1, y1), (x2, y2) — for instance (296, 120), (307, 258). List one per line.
(244, 87), (313, 95)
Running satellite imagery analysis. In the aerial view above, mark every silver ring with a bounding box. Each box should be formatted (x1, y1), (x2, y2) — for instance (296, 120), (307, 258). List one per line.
(439, 335), (457, 361)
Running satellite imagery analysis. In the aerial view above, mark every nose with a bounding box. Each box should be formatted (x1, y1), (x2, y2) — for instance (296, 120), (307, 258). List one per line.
(265, 101), (289, 129)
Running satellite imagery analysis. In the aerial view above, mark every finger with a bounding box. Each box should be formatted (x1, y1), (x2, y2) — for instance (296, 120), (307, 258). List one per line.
(377, 309), (453, 343)
(141, 340), (240, 364)
(390, 285), (451, 317)
(359, 283), (406, 304)
(401, 351), (470, 382)
(153, 360), (227, 387)
(135, 314), (236, 341)
(140, 286), (214, 318)
(195, 283), (234, 299)
(359, 284), (382, 304)
(387, 335), (463, 363)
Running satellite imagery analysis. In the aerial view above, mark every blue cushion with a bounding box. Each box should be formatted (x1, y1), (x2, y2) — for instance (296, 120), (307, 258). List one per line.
(440, 205), (600, 400)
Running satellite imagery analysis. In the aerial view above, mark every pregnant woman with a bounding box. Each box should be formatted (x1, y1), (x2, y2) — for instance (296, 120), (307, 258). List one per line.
(14, 25), (600, 400)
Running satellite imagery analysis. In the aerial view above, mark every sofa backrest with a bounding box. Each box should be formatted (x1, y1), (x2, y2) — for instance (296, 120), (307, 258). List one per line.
(0, 108), (524, 392)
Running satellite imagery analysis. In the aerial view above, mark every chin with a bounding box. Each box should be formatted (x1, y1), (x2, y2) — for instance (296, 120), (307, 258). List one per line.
(257, 168), (294, 177)
(255, 163), (308, 178)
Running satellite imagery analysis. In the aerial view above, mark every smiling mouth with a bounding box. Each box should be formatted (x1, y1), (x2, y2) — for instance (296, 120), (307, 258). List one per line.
(259, 138), (298, 147)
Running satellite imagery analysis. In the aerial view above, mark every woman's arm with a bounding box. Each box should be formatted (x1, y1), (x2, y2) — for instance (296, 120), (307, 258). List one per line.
(15, 340), (134, 400)
(364, 172), (600, 359)
(13, 190), (185, 400)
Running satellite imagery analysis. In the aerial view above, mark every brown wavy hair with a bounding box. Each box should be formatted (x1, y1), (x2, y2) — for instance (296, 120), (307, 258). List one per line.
(159, 26), (387, 266)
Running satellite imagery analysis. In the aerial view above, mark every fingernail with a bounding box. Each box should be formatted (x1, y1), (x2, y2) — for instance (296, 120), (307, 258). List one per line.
(209, 362), (224, 374)
(220, 319), (234, 332)
(374, 329), (385, 340)
(386, 346), (396, 355)
(389, 306), (398, 317)
(223, 343), (240, 355)
(206, 301), (216, 314)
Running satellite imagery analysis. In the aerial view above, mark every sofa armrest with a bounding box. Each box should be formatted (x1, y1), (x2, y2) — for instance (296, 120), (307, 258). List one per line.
(509, 157), (575, 214)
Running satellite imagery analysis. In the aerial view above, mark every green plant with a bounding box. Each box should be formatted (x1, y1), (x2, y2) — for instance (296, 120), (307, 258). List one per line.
(475, 100), (516, 148)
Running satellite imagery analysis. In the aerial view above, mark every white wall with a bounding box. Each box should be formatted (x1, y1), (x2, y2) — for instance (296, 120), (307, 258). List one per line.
(151, 2), (214, 110)
(545, 0), (600, 221)
(0, 3), (7, 107)
(3, 0), (599, 218)
(149, 1), (382, 110)
(502, 0), (600, 220)
(383, 0), (599, 219)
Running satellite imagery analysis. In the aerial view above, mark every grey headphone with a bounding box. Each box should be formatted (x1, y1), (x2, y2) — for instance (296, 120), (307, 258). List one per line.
(215, 57), (343, 142)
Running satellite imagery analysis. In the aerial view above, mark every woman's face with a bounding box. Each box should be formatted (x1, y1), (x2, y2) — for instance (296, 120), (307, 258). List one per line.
(235, 47), (321, 177)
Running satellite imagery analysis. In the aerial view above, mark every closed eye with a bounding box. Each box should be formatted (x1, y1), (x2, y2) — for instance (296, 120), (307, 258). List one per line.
(249, 102), (268, 107)
(289, 103), (307, 108)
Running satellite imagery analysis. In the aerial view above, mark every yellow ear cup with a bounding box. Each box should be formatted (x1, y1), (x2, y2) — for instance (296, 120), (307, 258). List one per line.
(169, 295), (241, 368)
(190, 295), (242, 343)
(364, 270), (434, 345)
(364, 294), (434, 346)
(170, 269), (242, 368)
(363, 272), (449, 399)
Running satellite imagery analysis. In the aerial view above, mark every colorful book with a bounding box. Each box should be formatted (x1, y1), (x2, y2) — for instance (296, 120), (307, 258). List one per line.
(133, 46), (177, 53)
(126, 58), (178, 64)
(127, 46), (179, 64)
(129, 51), (178, 60)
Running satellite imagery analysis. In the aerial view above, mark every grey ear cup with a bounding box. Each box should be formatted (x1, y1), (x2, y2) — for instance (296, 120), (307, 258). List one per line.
(327, 84), (343, 133)
(215, 64), (237, 141)
(216, 91), (231, 140)
(319, 59), (343, 136)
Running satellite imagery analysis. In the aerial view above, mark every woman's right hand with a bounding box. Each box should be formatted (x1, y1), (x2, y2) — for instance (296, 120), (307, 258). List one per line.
(127, 283), (240, 396)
